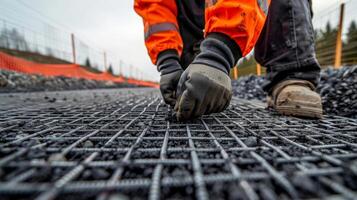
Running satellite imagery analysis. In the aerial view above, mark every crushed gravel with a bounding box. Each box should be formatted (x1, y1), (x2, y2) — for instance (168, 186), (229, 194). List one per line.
(0, 69), (136, 92)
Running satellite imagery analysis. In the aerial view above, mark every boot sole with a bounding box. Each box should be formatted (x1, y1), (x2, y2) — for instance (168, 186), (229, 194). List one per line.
(276, 105), (323, 119)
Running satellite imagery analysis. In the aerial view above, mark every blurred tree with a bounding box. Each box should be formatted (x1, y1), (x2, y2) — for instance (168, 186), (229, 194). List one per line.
(84, 57), (92, 67)
(45, 47), (54, 57)
(0, 28), (10, 48)
(239, 56), (257, 69)
(346, 21), (357, 44)
(235, 55), (266, 77)
(108, 64), (114, 75)
(315, 22), (338, 67)
(342, 21), (357, 65)
(0, 28), (29, 51)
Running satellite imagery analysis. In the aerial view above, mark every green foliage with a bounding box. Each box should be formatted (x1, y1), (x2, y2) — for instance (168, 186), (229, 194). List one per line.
(342, 21), (357, 65)
(315, 20), (357, 67)
(0, 28), (29, 51)
(108, 64), (114, 75)
(234, 20), (357, 77)
(315, 22), (338, 67)
(346, 21), (357, 44)
(230, 56), (266, 78)
(84, 57), (92, 67)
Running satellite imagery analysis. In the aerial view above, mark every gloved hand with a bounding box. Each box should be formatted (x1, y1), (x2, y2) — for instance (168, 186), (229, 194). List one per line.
(174, 64), (232, 121)
(160, 69), (183, 107)
(157, 50), (183, 107)
(174, 33), (242, 121)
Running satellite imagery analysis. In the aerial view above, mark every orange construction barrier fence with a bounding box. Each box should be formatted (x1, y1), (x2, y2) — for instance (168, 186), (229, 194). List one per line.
(0, 52), (158, 88)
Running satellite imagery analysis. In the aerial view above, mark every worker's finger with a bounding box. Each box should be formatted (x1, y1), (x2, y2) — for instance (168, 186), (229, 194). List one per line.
(176, 90), (195, 121)
(192, 98), (207, 118)
(221, 90), (232, 111)
(216, 100), (227, 113)
(174, 92), (182, 112)
(213, 101), (226, 114)
(212, 91), (227, 113)
(222, 92), (232, 111)
(211, 83), (232, 114)
(160, 82), (178, 107)
(204, 84), (223, 114)
(189, 89), (215, 116)
(207, 97), (219, 114)
(202, 93), (217, 115)
(162, 92), (176, 107)
(176, 70), (189, 99)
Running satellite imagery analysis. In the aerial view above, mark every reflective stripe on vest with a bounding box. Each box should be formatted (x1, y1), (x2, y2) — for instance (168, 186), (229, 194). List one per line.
(145, 22), (178, 40)
(257, 0), (269, 15)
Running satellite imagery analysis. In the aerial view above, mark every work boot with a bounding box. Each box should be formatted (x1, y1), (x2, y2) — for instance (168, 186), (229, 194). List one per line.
(268, 80), (323, 119)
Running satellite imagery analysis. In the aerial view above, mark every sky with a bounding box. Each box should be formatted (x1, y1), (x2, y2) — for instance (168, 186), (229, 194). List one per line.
(0, 0), (355, 82)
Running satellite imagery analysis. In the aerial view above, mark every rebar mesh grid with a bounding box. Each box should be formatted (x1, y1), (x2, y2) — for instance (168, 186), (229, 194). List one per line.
(0, 89), (357, 200)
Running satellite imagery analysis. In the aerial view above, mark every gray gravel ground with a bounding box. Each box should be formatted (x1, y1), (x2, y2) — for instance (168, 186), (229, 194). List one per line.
(1, 66), (356, 118)
(232, 66), (357, 118)
(0, 69), (135, 92)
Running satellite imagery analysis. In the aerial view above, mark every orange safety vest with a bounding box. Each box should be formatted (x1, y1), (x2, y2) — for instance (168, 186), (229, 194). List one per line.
(134, 0), (271, 65)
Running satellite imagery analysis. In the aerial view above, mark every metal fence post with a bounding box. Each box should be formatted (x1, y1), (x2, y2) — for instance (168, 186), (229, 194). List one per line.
(103, 51), (107, 71)
(256, 63), (261, 76)
(334, 3), (345, 69)
(233, 66), (238, 80)
(71, 33), (76, 64)
(119, 60), (123, 76)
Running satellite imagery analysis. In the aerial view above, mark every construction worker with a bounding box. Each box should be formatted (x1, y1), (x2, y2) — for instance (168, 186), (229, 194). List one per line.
(134, 0), (323, 121)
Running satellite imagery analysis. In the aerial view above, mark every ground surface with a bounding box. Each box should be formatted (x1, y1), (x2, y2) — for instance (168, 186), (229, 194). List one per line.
(0, 69), (135, 93)
(0, 88), (356, 200)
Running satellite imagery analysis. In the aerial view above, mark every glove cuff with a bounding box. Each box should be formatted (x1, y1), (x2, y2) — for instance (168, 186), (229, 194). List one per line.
(157, 49), (182, 75)
(192, 32), (242, 75)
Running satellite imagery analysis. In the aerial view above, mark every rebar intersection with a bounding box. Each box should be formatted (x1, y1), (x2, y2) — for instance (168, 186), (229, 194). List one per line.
(0, 89), (356, 200)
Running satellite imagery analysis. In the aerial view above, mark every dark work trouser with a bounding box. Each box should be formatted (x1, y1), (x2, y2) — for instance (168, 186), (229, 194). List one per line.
(175, 0), (320, 93)
(175, 0), (205, 69)
(254, 0), (321, 93)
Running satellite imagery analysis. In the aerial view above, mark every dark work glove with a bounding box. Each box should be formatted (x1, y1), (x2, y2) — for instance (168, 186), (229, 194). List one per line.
(174, 33), (242, 121)
(157, 50), (183, 107)
(174, 64), (232, 121)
